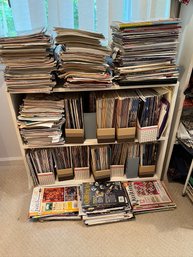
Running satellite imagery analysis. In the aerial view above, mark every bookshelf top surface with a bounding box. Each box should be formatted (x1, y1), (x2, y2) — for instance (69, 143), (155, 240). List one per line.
(8, 83), (179, 94)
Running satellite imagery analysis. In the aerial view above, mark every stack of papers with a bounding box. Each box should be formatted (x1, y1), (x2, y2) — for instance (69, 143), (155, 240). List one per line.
(111, 19), (181, 85)
(0, 29), (56, 93)
(17, 94), (65, 146)
(54, 28), (112, 88)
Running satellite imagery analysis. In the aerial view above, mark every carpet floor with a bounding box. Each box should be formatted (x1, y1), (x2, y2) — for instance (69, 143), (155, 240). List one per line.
(0, 160), (192, 257)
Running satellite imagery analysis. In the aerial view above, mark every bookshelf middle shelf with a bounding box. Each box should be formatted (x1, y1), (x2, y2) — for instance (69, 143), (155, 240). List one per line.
(23, 137), (167, 149)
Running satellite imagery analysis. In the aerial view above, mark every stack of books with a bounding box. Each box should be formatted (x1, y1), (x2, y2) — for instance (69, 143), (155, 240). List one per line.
(111, 19), (181, 85)
(0, 29), (56, 93)
(122, 180), (176, 214)
(29, 185), (80, 221)
(79, 181), (134, 225)
(54, 28), (112, 88)
(17, 94), (65, 146)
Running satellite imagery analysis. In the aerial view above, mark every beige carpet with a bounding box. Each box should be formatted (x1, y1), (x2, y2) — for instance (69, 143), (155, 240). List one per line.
(0, 160), (192, 257)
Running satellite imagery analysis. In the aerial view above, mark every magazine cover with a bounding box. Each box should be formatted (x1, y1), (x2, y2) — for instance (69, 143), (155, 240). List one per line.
(122, 180), (173, 207)
(81, 181), (129, 210)
(29, 185), (79, 218)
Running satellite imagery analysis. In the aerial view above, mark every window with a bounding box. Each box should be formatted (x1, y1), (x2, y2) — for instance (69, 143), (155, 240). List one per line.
(0, 0), (171, 41)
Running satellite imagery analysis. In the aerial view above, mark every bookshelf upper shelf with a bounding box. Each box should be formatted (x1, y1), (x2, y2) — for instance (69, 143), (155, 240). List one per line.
(8, 83), (179, 94)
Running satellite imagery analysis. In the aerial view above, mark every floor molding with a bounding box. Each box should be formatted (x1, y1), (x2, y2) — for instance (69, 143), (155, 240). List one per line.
(0, 157), (23, 162)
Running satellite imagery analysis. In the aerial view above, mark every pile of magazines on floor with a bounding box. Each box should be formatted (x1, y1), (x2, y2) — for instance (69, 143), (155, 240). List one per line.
(29, 179), (176, 226)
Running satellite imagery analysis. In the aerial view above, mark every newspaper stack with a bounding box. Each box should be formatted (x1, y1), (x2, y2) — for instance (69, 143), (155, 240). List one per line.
(0, 29), (56, 93)
(29, 185), (80, 221)
(54, 28), (112, 88)
(122, 180), (176, 214)
(79, 181), (134, 226)
(111, 19), (181, 85)
(17, 94), (65, 146)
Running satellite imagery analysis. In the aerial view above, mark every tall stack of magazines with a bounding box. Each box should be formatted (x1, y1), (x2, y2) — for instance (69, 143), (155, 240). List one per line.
(17, 94), (65, 146)
(54, 28), (112, 88)
(111, 19), (181, 85)
(0, 29), (56, 93)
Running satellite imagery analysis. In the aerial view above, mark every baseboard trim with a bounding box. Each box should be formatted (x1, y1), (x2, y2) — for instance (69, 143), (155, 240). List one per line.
(0, 157), (23, 162)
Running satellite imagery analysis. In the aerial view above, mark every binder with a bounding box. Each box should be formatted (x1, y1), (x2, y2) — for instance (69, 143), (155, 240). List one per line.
(125, 157), (139, 178)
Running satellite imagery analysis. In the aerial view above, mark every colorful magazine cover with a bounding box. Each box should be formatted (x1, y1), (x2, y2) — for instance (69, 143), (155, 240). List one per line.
(81, 181), (130, 211)
(122, 180), (173, 207)
(29, 185), (79, 218)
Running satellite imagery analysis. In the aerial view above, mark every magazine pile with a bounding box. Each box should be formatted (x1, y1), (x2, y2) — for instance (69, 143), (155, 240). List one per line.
(29, 185), (80, 221)
(29, 179), (176, 225)
(79, 181), (134, 225)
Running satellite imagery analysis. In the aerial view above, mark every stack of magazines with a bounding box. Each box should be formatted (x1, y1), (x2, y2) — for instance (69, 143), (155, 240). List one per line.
(29, 185), (80, 221)
(17, 94), (65, 146)
(0, 29), (56, 93)
(54, 28), (112, 88)
(29, 179), (176, 224)
(79, 181), (134, 225)
(122, 180), (176, 214)
(111, 19), (181, 85)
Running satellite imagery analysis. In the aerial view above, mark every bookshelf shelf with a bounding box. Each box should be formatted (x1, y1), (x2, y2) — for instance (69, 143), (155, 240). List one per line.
(6, 82), (178, 188)
(3, 22), (179, 188)
(52, 174), (159, 187)
(8, 83), (178, 95)
(22, 137), (167, 149)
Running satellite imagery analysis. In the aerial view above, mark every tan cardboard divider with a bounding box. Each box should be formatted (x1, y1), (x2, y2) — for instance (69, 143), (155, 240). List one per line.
(97, 128), (115, 143)
(116, 127), (136, 142)
(65, 128), (84, 143)
(138, 165), (156, 177)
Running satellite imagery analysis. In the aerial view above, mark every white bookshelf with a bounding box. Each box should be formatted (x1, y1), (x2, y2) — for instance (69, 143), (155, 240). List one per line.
(6, 81), (179, 188)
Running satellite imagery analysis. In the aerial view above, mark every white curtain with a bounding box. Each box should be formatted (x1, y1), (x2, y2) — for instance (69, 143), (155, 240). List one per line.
(1, 0), (171, 40)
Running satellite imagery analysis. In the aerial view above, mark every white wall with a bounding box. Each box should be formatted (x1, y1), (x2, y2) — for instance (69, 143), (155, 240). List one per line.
(0, 70), (21, 160)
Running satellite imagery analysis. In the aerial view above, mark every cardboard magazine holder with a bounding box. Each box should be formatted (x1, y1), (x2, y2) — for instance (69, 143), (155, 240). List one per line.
(65, 128), (84, 143)
(97, 128), (115, 143)
(93, 169), (111, 181)
(116, 127), (136, 142)
(138, 165), (156, 177)
(74, 167), (90, 180)
(110, 165), (124, 178)
(37, 172), (55, 185)
(56, 168), (74, 181)
(125, 157), (139, 178)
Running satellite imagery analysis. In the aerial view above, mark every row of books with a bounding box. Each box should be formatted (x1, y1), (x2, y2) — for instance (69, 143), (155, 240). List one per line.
(111, 18), (181, 85)
(26, 143), (159, 186)
(29, 180), (176, 225)
(0, 19), (180, 93)
(17, 88), (170, 146)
